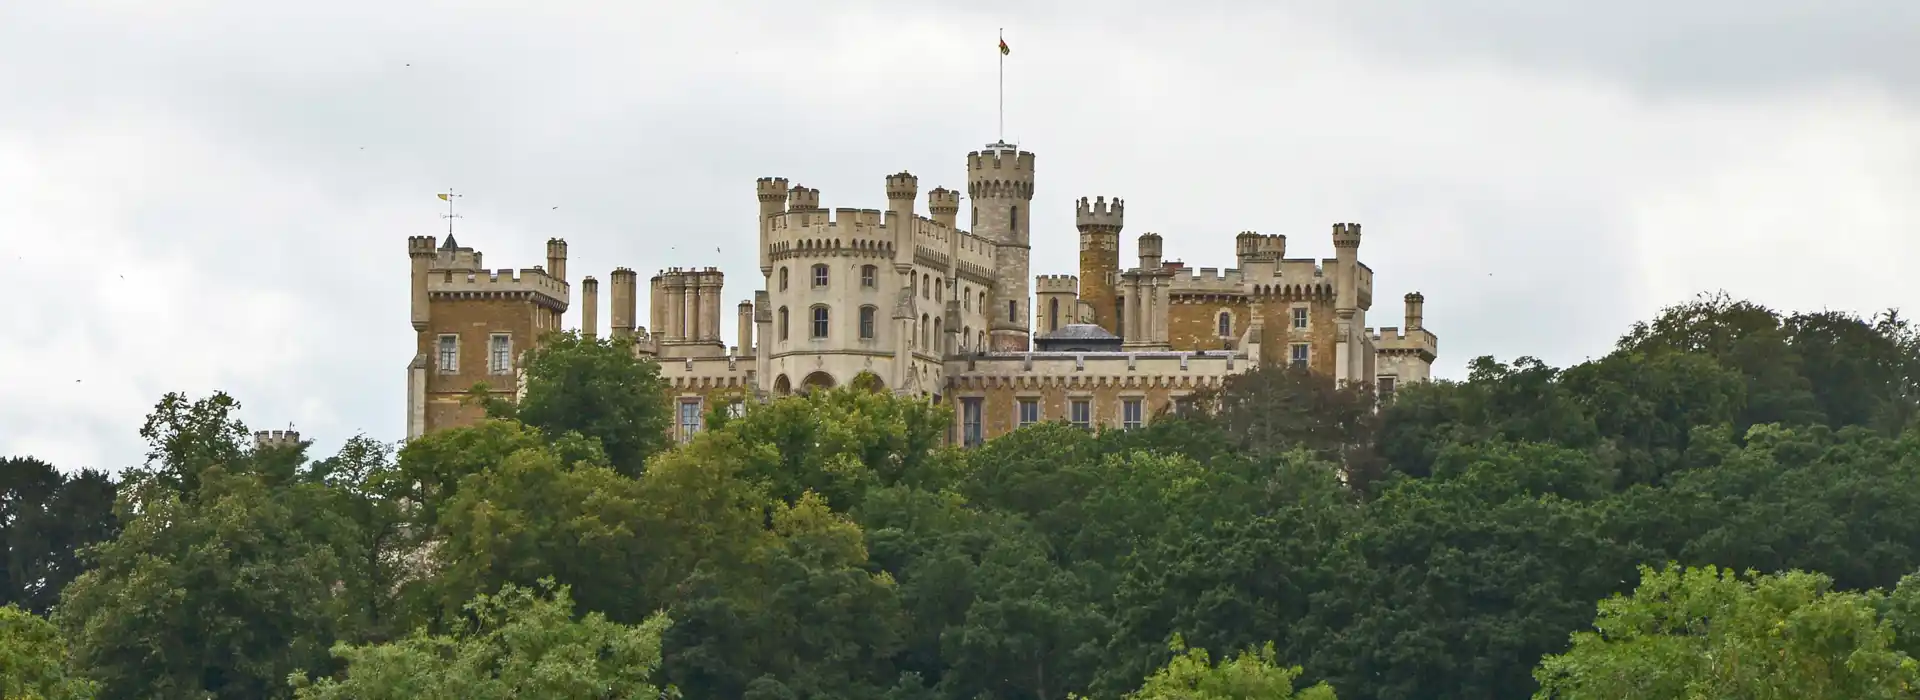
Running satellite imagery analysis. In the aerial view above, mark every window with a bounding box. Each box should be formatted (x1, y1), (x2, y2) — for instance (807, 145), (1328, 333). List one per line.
(861, 265), (877, 288)
(1049, 298), (1060, 330)
(963, 286), (971, 311)
(962, 398), (984, 447)
(1123, 399), (1144, 429)
(778, 266), (789, 291)
(1018, 398), (1039, 427)
(1377, 376), (1397, 402)
(978, 292), (985, 312)
(922, 274), (931, 299)
(1116, 298), (1125, 338)
(1173, 397), (1192, 416)
(437, 335), (458, 373)
(1008, 300), (1016, 323)
(859, 305), (877, 340)
(971, 206), (977, 228)
(910, 274), (917, 297)
(933, 318), (943, 351)
(778, 307), (789, 341)
(921, 314), (931, 348)
(1010, 205), (1019, 232)
(1291, 343), (1309, 368)
(977, 330), (986, 350)
(1217, 311), (1232, 338)
(489, 334), (512, 374)
(678, 399), (702, 443)
(1070, 399), (1091, 429)
(1292, 306), (1309, 329)
(811, 264), (829, 288)
(935, 278), (943, 302)
(728, 400), (746, 418)
(811, 305), (830, 339)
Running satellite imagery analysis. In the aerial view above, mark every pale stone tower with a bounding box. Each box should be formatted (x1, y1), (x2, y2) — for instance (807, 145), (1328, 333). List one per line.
(1075, 196), (1123, 334)
(1036, 274), (1079, 333)
(969, 142), (1036, 352)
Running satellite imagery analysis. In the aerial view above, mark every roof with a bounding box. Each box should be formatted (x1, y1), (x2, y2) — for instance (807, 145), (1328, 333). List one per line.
(1037, 323), (1120, 341)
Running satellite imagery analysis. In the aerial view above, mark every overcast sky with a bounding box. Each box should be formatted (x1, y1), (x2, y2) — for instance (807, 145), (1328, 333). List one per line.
(4, 1), (1917, 472)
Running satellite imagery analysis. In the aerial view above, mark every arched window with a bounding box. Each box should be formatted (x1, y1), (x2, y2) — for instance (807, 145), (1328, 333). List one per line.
(933, 317), (943, 352)
(1218, 311), (1232, 337)
(935, 277), (943, 302)
(778, 306), (789, 340)
(910, 274), (917, 297)
(979, 292), (986, 313)
(859, 305), (877, 340)
(861, 265), (877, 288)
(1007, 300), (1016, 323)
(922, 274), (931, 299)
(778, 267), (789, 291)
(977, 330), (986, 350)
(811, 305), (830, 339)
(962, 286), (971, 311)
(921, 314), (931, 348)
(1010, 205), (1019, 233)
(812, 264), (829, 288)
(1048, 298), (1060, 330)
(962, 325), (972, 349)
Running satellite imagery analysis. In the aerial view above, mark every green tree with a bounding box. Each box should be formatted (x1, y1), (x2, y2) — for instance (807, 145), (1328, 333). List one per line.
(1188, 364), (1381, 486)
(1, 457), (118, 615)
(488, 331), (673, 477)
(1, 603), (96, 700)
(292, 580), (670, 700)
(1077, 636), (1335, 700)
(1534, 564), (1920, 699)
(1617, 293), (1824, 431)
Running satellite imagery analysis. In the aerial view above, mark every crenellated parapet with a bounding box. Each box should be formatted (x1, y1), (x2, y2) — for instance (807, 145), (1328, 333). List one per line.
(946, 349), (1251, 390)
(253, 429), (302, 450)
(1075, 196), (1124, 234)
(1036, 274), (1079, 294)
(428, 266), (569, 313)
(1369, 325), (1438, 362)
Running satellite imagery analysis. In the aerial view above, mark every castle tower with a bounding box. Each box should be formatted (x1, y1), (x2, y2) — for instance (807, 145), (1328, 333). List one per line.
(582, 276), (599, 339)
(545, 238), (568, 282)
(788, 185), (821, 213)
(406, 234), (569, 438)
(1035, 275), (1079, 334)
(253, 429), (302, 451)
(756, 177), (787, 273)
(1075, 196), (1123, 334)
(928, 187), (959, 229)
(968, 142), (1036, 352)
(1331, 223), (1364, 383)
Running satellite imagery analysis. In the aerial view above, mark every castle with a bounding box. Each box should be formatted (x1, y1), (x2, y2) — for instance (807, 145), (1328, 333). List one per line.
(405, 141), (1438, 446)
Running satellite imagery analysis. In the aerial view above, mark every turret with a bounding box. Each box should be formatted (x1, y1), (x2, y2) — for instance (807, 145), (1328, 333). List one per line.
(787, 185), (821, 213)
(1075, 196), (1124, 334)
(610, 267), (637, 339)
(408, 235), (435, 331)
(928, 187), (959, 228)
(545, 238), (568, 282)
(1137, 232), (1163, 270)
(1404, 292), (1424, 331)
(1332, 223), (1362, 314)
(737, 299), (753, 356)
(253, 429), (302, 451)
(757, 177), (788, 271)
(1035, 274), (1079, 334)
(968, 141), (1037, 352)
(885, 171), (918, 213)
(582, 276), (599, 339)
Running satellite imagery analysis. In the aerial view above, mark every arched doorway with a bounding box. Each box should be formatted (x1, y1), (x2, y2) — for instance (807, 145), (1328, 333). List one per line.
(773, 374), (792, 395)
(800, 371), (836, 394)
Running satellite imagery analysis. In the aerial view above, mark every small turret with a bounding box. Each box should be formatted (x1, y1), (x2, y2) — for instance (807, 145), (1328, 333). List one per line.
(1404, 292), (1424, 331)
(545, 238), (568, 282)
(408, 235), (436, 331)
(253, 429), (302, 451)
(885, 171), (919, 206)
(1332, 222), (1362, 249)
(1138, 232), (1164, 270)
(1035, 274), (1080, 334)
(1075, 196), (1124, 233)
(928, 187), (960, 228)
(787, 185), (821, 213)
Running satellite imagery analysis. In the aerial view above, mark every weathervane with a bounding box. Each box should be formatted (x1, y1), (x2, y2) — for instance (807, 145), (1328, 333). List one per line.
(437, 188), (463, 236)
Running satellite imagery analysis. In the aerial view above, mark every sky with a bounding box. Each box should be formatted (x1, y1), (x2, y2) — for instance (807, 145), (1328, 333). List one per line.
(3, 1), (1917, 472)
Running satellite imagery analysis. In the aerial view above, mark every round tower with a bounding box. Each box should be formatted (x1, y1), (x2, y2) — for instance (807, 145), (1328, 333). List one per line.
(967, 141), (1036, 352)
(927, 187), (960, 229)
(1075, 196), (1123, 334)
(787, 185), (821, 213)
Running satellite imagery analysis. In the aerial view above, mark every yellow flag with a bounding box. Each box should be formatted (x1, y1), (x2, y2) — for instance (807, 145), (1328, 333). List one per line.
(437, 193), (450, 201)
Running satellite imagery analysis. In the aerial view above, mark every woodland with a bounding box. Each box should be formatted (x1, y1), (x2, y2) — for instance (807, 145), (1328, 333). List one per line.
(6, 292), (1920, 699)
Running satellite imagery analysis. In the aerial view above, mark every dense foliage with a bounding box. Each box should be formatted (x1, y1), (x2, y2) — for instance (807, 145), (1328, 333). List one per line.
(6, 292), (1920, 699)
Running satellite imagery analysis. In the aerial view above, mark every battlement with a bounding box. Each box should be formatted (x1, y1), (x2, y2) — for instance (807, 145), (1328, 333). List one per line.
(886, 171), (918, 202)
(253, 430), (301, 450)
(1075, 196), (1124, 232)
(788, 185), (821, 212)
(966, 141), (1035, 175)
(1235, 232), (1287, 260)
(950, 349), (1253, 386)
(927, 187), (960, 214)
(428, 265), (570, 304)
(408, 235), (436, 257)
(757, 176), (790, 202)
(1332, 222), (1363, 249)
(1369, 325), (1438, 359)
(1169, 266), (1246, 294)
(653, 266), (725, 286)
(1036, 274), (1079, 293)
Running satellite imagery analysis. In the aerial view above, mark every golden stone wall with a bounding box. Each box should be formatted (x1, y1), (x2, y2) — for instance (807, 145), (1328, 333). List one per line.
(421, 297), (555, 434)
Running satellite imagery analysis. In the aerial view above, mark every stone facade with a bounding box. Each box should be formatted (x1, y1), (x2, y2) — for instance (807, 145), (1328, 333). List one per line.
(405, 141), (1440, 445)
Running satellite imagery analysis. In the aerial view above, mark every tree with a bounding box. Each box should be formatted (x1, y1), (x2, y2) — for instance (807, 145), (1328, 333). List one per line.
(489, 331), (673, 477)
(1, 603), (96, 700)
(1075, 636), (1336, 700)
(1533, 564), (1920, 699)
(1188, 365), (1380, 485)
(292, 581), (670, 700)
(131, 391), (252, 495)
(1, 458), (118, 615)
(1617, 293), (1824, 431)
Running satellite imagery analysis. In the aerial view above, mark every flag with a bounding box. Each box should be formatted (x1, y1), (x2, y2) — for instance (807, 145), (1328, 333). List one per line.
(437, 193), (450, 201)
(999, 38), (1010, 55)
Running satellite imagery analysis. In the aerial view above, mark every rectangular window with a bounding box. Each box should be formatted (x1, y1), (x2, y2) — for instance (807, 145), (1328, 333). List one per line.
(678, 399), (703, 443)
(437, 335), (458, 373)
(728, 400), (746, 418)
(1173, 396), (1192, 416)
(1377, 376), (1397, 402)
(962, 398), (984, 447)
(812, 306), (830, 339)
(859, 306), (876, 340)
(1070, 399), (1091, 429)
(812, 264), (829, 288)
(489, 334), (512, 374)
(1291, 343), (1309, 368)
(1122, 399), (1143, 429)
(1017, 398), (1039, 427)
(861, 266), (877, 288)
(1292, 307), (1308, 329)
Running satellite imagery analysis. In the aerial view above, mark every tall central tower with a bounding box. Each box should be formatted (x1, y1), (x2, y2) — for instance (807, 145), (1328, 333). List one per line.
(1075, 196), (1123, 333)
(969, 141), (1036, 351)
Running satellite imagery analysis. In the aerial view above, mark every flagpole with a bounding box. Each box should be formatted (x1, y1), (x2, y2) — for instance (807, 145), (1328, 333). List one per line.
(998, 28), (1004, 142)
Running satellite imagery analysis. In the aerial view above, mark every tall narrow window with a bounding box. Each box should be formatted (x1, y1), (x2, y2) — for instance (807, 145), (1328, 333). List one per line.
(1378, 376), (1397, 402)
(679, 399), (702, 443)
(922, 274), (931, 299)
(963, 286), (971, 311)
(489, 334), (512, 374)
(1291, 343), (1309, 368)
(1218, 312), (1232, 338)
(861, 265), (877, 288)
(978, 292), (986, 312)
(437, 335), (458, 373)
(778, 307), (790, 341)
(977, 331), (986, 350)
(1292, 306), (1308, 329)
(1049, 298), (1060, 330)
(1008, 300), (1016, 323)
(1010, 205), (1019, 232)
(962, 398), (984, 447)
(1122, 398), (1144, 429)
(935, 277), (943, 302)
(1070, 399), (1091, 429)
(1018, 398), (1039, 427)
(859, 305), (877, 340)
(812, 264), (829, 288)
(778, 267), (789, 291)
(811, 305), (830, 339)
(921, 314), (931, 348)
